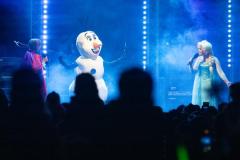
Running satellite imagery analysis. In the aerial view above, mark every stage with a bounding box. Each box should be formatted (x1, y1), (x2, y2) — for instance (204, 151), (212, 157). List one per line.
(0, 0), (239, 111)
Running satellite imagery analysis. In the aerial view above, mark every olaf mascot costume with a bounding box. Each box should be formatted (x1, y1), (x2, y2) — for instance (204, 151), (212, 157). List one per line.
(69, 31), (108, 101)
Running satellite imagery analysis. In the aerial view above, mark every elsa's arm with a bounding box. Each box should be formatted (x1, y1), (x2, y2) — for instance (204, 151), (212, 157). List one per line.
(215, 57), (231, 86)
(193, 56), (203, 71)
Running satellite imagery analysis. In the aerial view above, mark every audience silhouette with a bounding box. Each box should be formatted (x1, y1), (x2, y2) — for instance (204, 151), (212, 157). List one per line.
(0, 67), (240, 160)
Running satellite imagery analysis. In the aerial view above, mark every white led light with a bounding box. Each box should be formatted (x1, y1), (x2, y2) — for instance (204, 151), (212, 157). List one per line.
(42, 35), (48, 39)
(43, 15), (48, 19)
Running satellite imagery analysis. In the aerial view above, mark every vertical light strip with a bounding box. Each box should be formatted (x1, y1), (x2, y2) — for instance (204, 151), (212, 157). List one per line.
(227, 0), (232, 68)
(42, 0), (48, 78)
(142, 0), (148, 70)
(42, 0), (48, 55)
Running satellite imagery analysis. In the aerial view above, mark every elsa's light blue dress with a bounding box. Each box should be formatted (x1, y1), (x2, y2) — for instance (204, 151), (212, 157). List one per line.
(192, 59), (221, 107)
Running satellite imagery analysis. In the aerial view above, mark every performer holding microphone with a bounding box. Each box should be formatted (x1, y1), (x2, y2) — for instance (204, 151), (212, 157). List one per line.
(191, 40), (231, 107)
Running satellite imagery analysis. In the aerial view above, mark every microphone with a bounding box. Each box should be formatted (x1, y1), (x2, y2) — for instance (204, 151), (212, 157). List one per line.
(13, 40), (19, 46)
(187, 53), (199, 65)
(192, 53), (199, 59)
(13, 40), (28, 48)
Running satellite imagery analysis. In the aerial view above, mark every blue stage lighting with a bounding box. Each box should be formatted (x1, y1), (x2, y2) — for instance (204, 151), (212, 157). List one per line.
(227, 0), (232, 68)
(142, 0), (148, 70)
(42, 0), (48, 73)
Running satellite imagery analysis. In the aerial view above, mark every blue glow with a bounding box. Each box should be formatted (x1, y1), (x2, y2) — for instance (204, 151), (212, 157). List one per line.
(228, 44), (232, 47)
(228, 49), (232, 52)
(143, 36), (147, 39)
(143, 1), (147, 5)
(143, 21), (147, 24)
(228, 59), (232, 62)
(228, 64), (231, 67)
(201, 136), (211, 145)
(143, 6), (147, 10)
(228, 54), (231, 57)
